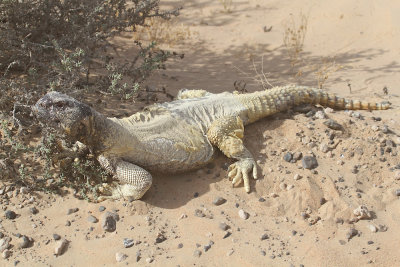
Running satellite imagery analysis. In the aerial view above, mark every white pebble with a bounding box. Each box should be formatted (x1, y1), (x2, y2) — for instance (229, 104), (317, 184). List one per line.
(315, 111), (326, 119)
(368, 224), (378, 233)
(54, 239), (69, 256)
(294, 174), (302, 180)
(116, 252), (128, 262)
(238, 209), (249, 220)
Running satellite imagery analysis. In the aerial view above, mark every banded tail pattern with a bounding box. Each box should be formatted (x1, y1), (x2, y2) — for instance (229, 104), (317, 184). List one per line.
(238, 85), (391, 123)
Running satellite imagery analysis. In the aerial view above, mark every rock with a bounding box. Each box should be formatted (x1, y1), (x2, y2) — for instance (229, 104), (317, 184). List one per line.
(320, 198), (327, 205)
(65, 220), (71, 226)
(378, 224), (388, 232)
(279, 183), (287, 190)
(177, 243), (183, 249)
(5, 210), (16, 220)
(308, 215), (321, 225)
(67, 208), (79, 215)
(395, 189), (400, 196)
(101, 212), (118, 232)
(238, 209), (249, 220)
(302, 156), (318, 169)
(53, 234), (61, 240)
(368, 224), (378, 233)
(155, 233), (167, 243)
(395, 171), (400, 180)
(116, 252), (127, 262)
(382, 125), (389, 134)
(98, 206), (106, 212)
(227, 249), (234, 256)
(319, 143), (329, 153)
(18, 235), (30, 249)
(54, 239), (68, 256)
(346, 228), (358, 240)
(2, 249), (11, 259)
(294, 174), (302, 180)
(292, 152), (303, 161)
(219, 222), (230, 231)
(123, 238), (134, 248)
(136, 251), (141, 262)
(193, 250), (202, 257)
(315, 111), (325, 119)
(260, 233), (269, 240)
(0, 237), (11, 252)
(145, 257), (153, 263)
(212, 197), (227, 206)
(30, 207), (39, 215)
(87, 215), (98, 223)
(194, 209), (205, 218)
(283, 152), (293, 162)
(353, 205), (372, 220)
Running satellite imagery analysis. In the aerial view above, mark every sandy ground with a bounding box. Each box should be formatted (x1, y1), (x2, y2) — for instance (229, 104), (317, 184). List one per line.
(2, 0), (400, 266)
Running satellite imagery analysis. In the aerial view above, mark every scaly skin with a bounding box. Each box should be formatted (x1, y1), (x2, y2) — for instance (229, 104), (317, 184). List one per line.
(33, 85), (390, 201)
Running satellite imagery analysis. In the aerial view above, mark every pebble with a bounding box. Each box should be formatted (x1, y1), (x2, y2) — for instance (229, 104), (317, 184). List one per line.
(115, 252), (127, 262)
(101, 212), (118, 232)
(67, 208), (79, 215)
(227, 249), (234, 256)
(238, 209), (249, 220)
(2, 249), (11, 259)
(98, 206), (106, 212)
(177, 243), (183, 249)
(319, 143), (329, 153)
(213, 197), (227, 206)
(87, 215), (98, 223)
(371, 125), (379, 131)
(155, 233), (167, 243)
(283, 152), (293, 162)
(54, 239), (69, 256)
(145, 257), (153, 263)
(324, 107), (334, 113)
(65, 220), (71, 226)
(0, 237), (11, 252)
(382, 125), (389, 133)
(279, 183), (287, 190)
(353, 205), (372, 220)
(302, 156), (318, 169)
(18, 235), (30, 249)
(395, 189), (400, 196)
(260, 233), (269, 240)
(123, 238), (134, 248)
(219, 222), (230, 231)
(315, 110), (326, 119)
(5, 210), (16, 220)
(395, 171), (400, 180)
(378, 224), (388, 232)
(294, 174), (302, 180)
(368, 224), (378, 233)
(53, 234), (61, 240)
(193, 250), (202, 257)
(30, 207), (39, 215)
(346, 228), (358, 240)
(293, 152), (303, 161)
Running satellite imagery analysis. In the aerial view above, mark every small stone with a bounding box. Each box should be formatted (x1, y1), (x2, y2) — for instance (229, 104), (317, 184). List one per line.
(395, 171), (400, 180)
(367, 240), (374, 245)
(378, 224), (388, 232)
(353, 205), (372, 220)
(193, 249), (202, 257)
(5, 210), (16, 220)
(53, 234), (61, 240)
(319, 143), (329, 153)
(155, 233), (167, 243)
(115, 252), (127, 262)
(213, 197), (227, 206)
(279, 183), (287, 190)
(29, 207), (39, 215)
(315, 111), (325, 119)
(204, 244), (212, 252)
(258, 197), (266, 202)
(270, 193), (279, 198)
(177, 243), (183, 249)
(0, 237), (11, 252)
(67, 208), (79, 215)
(293, 152), (303, 161)
(219, 222), (230, 231)
(98, 206), (106, 212)
(294, 174), (302, 180)
(238, 209), (249, 220)
(346, 228), (358, 240)
(368, 224), (378, 233)
(320, 198), (327, 205)
(193, 192), (199, 198)
(223, 231), (232, 239)
(283, 152), (293, 162)
(395, 189), (400, 196)
(371, 125), (379, 131)
(2, 249), (11, 259)
(194, 209), (205, 218)
(65, 220), (71, 226)
(145, 257), (153, 263)
(308, 215), (321, 225)
(227, 249), (234, 256)
(101, 212), (118, 232)
(18, 235), (30, 249)
(87, 215), (98, 223)
(287, 184), (294, 190)
(302, 156), (318, 169)
(260, 233), (269, 240)
(382, 125), (389, 134)
(123, 238), (134, 248)
(54, 239), (68, 256)
(136, 251), (141, 262)
(324, 107), (334, 113)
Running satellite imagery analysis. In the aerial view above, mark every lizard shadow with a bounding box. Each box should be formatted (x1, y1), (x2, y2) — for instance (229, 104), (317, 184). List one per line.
(144, 114), (286, 209)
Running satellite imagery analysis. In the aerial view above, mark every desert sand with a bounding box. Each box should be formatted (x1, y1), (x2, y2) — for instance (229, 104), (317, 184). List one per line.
(1, 0), (400, 266)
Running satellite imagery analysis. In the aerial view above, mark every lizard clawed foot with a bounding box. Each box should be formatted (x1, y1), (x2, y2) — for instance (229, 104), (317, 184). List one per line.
(97, 183), (149, 202)
(227, 158), (258, 193)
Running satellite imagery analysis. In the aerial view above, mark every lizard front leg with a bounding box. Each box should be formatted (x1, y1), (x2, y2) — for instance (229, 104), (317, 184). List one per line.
(97, 156), (152, 201)
(207, 116), (258, 192)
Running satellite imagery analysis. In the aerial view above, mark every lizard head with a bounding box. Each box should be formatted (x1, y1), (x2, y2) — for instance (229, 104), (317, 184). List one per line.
(33, 91), (94, 142)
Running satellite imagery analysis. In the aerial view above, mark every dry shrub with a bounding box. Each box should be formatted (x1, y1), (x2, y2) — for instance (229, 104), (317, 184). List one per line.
(283, 12), (308, 67)
(133, 17), (193, 46)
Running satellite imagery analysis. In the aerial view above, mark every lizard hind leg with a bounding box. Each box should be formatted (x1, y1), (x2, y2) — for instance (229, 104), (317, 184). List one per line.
(207, 116), (258, 193)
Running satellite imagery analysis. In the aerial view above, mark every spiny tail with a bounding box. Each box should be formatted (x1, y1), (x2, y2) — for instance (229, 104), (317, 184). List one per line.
(239, 85), (391, 123)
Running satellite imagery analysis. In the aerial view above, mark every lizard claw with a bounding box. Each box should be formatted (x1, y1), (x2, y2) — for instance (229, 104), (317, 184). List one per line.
(227, 158), (258, 193)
